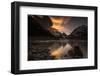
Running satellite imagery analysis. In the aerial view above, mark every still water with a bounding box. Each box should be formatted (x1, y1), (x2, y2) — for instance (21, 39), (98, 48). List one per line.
(28, 40), (87, 61)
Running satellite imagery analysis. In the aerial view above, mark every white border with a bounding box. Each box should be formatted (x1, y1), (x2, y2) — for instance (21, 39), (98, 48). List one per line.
(20, 6), (95, 70)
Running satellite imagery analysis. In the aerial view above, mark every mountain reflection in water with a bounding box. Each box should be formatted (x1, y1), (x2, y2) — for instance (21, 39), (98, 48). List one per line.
(28, 40), (87, 61)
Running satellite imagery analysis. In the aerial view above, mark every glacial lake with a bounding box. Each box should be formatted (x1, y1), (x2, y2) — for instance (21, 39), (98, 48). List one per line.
(28, 40), (87, 61)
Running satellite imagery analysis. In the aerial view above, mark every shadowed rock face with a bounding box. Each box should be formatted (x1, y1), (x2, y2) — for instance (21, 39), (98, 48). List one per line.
(28, 15), (67, 40)
(28, 15), (55, 38)
(68, 25), (87, 40)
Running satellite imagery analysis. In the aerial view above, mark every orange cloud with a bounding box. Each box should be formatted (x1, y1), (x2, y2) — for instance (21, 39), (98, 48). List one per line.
(50, 16), (71, 35)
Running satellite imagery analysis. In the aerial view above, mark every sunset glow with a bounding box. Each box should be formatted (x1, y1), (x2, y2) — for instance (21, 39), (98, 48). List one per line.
(49, 16), (72, 35)
(50, 17), (64, 33)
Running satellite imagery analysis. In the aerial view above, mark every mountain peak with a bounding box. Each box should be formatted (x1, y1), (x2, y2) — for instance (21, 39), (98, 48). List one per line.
(68, 25), (87, 40)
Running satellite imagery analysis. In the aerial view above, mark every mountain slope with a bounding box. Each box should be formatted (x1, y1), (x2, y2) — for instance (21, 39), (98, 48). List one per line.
(68, 25), (87, 40)
(28, 15), (67, 40)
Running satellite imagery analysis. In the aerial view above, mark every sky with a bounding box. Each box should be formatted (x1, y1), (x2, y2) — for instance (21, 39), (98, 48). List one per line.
(49, 16), (88, 35)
